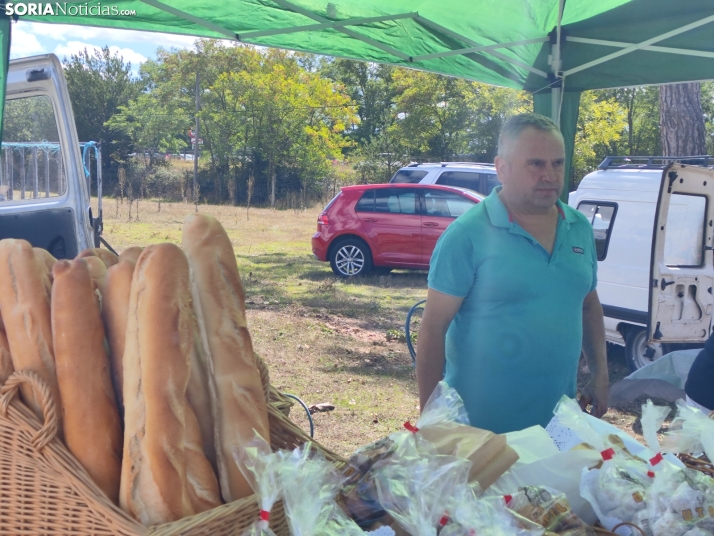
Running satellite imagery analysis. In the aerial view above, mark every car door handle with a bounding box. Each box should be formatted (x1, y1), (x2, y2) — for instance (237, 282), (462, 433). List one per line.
(362, 218), (378, 223)
(423, 222), (439, 227)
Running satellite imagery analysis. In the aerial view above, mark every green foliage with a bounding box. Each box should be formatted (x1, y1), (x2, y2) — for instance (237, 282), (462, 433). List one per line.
(62, 46), (143, 163)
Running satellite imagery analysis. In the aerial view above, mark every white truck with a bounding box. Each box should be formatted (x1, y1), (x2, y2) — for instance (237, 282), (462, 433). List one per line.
(0, 54), (104, 258)
(569, 156), (714, 371)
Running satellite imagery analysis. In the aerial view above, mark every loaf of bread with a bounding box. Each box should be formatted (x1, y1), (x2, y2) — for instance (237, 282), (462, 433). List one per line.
(34, 247), (57, 281)
(52, 259), (122, 503)
(102, 258), (137, 410)
(78, 247), (119, 268)
(120, 243), (221, 524)
(0, 320), (14, 386)
(182, 213), (269, 503)
(0, 239), (62, 430)
(118, 246), (143, 265)
(83, 256), (108, 295)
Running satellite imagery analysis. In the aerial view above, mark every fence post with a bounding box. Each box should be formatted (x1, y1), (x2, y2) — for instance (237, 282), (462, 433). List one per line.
(32, 146), (38, 199)
(44, 148), (50, 197)
(19, 150), (25, 199)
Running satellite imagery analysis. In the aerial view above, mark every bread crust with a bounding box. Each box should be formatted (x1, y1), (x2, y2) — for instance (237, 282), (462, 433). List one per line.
(0, 326), (14, 386)
(78, 248), (119, 268)
(182, 213), (269, 503)
(51, 259), (123, 503)
(118, 247), (143, 265)
(0, 239), (62, 432)
(120, 244), (221, 524)
(34, 247), (57, 281)
(102, 259), (136, 410)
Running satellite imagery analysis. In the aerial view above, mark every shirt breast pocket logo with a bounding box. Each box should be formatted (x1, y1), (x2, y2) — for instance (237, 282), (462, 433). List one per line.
(572, 246), (584, 255)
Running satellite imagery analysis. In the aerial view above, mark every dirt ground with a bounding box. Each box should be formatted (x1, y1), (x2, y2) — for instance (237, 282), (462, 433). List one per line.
(102, 197), (671, 457)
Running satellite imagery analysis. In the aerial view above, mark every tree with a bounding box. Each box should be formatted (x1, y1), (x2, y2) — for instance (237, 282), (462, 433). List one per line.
(601, 87), (660, 156)
(659, 83), (707, 156)
(62, 46), (142, 164)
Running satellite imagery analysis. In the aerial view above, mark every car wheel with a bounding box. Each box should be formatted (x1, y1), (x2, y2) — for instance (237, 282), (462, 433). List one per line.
(329, 239), (372, 278)
(625, 327), (665, 372)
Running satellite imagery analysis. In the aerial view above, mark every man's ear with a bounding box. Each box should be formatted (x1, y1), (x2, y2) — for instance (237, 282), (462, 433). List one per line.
(494, 155), (508, 179)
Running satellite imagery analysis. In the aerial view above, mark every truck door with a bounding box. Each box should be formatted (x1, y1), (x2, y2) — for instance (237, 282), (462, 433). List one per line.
(648, 163), (714, 344)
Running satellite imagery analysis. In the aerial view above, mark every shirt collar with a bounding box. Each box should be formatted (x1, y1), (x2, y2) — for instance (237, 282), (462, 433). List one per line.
(484, 186), (575, 227)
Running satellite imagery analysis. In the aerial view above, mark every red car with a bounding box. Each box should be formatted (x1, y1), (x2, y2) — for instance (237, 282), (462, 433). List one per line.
(312, 183), (483, 277)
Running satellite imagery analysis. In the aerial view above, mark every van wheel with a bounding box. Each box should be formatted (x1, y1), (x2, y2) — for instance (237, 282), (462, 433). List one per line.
(329, 239), (372, 278)
(625, 327), (665, 372)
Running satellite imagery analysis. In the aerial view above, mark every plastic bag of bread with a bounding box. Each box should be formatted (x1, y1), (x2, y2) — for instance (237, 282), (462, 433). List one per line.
(505, 486), (595, 536)
(646, 462), (714, 536)
(440, 484), (545, 536)
(373, 447), (471, 536)
(662, 400), (714, 462)
(279, 442), (349, 536)
(233, 434), (285, 536)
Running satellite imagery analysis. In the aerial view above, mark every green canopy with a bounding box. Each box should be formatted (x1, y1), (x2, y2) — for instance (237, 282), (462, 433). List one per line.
(6, 0), (714, 192)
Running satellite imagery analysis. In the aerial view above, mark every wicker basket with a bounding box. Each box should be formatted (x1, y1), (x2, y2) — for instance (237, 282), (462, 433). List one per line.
(0, 354), (346, 535)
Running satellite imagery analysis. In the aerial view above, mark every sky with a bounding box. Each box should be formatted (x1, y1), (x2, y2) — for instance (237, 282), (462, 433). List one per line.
(10, 20), (203, 73)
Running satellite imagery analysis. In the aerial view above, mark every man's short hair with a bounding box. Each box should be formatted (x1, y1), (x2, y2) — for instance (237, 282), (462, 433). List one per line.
(497, 113), (563, 159)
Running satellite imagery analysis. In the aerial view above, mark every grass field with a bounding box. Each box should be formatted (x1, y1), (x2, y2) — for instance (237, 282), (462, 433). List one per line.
(102, 197), (659, 457)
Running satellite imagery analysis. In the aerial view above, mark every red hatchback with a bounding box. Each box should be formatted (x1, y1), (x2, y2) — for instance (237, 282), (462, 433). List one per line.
(312, 183), (483, 277)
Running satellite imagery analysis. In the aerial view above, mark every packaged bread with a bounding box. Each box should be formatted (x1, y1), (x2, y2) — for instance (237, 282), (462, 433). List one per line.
(77, 247), (119, 268)
(120, 243), (221, 524)
(102, 258), (136, 410)
(182, 213), (270, 503)
(51, 258), (122, 503)
(0, 239), (62, 432)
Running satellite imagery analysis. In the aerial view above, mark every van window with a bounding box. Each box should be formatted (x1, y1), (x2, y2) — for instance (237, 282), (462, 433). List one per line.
(576, 202), (617, 260)
(390, 169), (428, 184)
(484, 174), (501, 194)
(0, 95), (66, 203)
(436, 171), (481, 191)
(664, 194), (705, 267)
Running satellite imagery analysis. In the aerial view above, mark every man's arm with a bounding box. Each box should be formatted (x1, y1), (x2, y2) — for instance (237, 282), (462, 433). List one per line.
(580, 290), (609, 417)
(416, 288), (464, 411)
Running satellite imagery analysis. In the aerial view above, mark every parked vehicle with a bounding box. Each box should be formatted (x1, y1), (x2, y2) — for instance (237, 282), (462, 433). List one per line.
(0, 54), (102, 258)
(389, 162), (500, 196)
(312, 183), (483, 277)
(568, 156), (714, 371)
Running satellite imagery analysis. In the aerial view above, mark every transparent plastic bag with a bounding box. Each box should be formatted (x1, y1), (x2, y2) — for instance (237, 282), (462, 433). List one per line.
(662, 400), (714, 462)
(553, 396), (611, 455)
(505, 486), (594, 536)
(233, 433), (285, 536)
(646, 461), (714, 536)
(374, 452), (471, 536)
(279, 442), (343, 536)
(641, 400), (672, 455)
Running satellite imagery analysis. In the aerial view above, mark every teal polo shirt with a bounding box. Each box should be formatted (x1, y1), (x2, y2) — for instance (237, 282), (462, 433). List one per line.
(427, 187), (597, 433)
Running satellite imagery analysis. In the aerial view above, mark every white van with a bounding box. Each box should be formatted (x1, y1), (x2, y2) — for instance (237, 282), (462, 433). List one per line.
(568, 156), (714, 371)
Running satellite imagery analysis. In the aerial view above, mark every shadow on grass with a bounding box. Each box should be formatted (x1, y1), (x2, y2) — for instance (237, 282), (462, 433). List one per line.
(319, 343), (415, 381)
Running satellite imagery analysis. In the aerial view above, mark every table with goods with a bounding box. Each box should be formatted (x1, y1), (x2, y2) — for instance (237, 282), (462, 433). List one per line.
(0, 213), (712, 536)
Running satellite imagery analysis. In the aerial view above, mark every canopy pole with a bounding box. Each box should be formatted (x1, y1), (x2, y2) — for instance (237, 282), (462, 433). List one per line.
(551, 0), (564, 126)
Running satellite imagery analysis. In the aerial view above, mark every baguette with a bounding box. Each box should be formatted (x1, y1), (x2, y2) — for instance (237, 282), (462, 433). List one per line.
(120, 243), (221, 524)
(182, 213), (269, 503)
(0, 321), (14, 386)
(118, 246), (143, 265)
(84, 255), (108, 295)
(0, 239), (62, 430)
(78, 247), (119, 268)
(34, 247), (57, 281)
(52, 259), (122, 503)
(102, 259), (137, 410)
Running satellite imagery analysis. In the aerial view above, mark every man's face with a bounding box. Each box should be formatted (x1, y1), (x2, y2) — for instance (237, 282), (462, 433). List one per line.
(495, 128), (565, 212)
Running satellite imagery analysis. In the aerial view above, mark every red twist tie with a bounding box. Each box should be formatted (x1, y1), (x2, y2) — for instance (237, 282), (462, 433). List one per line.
(649, 453), (663, 467)
(647, 470), (655, 478)
(504, 494), (513, 504)
(403, 421), (420, 434)
(259, 510), (270, 522)
(600, 448), (615, 461)
(469, 530), (477, 536)
(439, 514), (450, 527)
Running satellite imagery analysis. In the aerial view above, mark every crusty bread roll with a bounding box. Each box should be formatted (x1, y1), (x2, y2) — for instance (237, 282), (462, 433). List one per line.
(118, 246), (143, 265)
(34, 247), (57, 281)
(78, 247), (119, 268)
(0, 325), (14, 386)
(102, 259), (136, 410)
(83, 256), (108, 295)
(0, 239), (62, 431)
(52, 259), (122, 503)
(120, 244), (221, 524)
(182, 213), (269, 503)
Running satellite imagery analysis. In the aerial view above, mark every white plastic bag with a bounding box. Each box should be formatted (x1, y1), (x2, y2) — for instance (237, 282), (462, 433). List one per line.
(662, 400), (714, 462)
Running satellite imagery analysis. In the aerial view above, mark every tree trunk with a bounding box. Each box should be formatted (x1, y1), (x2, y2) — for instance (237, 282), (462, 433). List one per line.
(659, 83), (707, 156)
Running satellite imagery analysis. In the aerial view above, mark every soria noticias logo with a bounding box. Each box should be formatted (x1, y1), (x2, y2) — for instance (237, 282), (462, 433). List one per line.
(3, 3), (136, 16)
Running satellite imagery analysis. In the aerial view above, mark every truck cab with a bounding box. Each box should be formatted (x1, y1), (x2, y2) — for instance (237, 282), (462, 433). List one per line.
(0, 54), (96, 259)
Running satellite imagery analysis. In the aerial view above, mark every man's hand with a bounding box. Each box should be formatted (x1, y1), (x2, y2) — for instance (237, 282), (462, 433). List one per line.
(579, 375), (609, 417)
(581, 290), (609, 418)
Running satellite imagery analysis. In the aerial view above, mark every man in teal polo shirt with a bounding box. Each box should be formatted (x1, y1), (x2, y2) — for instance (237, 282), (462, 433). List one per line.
(416, 113), (609, 434)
